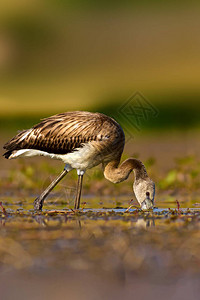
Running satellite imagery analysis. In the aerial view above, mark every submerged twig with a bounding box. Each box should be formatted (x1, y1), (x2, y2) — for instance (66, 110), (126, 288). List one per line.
(125, 204), (140, 213)
(0, 202), (7, 216)
(46, 210), (73, 215)
(176, 199), (181, 214)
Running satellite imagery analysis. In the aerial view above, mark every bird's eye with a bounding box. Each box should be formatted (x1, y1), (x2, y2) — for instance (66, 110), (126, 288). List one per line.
(146, 192), (150, 197)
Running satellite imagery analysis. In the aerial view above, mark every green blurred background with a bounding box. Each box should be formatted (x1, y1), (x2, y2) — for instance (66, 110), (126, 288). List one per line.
(1, 4), (200, 295)
(0, 0), (200, 133)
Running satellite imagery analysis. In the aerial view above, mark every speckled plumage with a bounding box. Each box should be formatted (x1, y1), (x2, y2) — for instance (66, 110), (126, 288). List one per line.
(3, 111), (124, 160)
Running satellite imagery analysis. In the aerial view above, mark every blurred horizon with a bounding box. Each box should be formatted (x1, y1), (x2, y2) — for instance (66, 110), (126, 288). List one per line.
(0, 1), (200, 132)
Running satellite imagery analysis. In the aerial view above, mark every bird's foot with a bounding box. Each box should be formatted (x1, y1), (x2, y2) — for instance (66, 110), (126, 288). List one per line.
(34, 197), (43, 211)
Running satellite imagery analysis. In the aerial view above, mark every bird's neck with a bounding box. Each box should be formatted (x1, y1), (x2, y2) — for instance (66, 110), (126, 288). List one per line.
(103, 158), (148, 183)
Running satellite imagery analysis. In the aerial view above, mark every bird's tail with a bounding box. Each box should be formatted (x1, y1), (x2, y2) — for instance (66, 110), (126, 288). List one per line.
(3, 150), (13, 159)
(3, 129), (30, 159)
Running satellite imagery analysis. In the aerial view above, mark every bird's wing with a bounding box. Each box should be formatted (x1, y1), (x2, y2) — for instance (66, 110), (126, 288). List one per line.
(3, 111), (117, 154)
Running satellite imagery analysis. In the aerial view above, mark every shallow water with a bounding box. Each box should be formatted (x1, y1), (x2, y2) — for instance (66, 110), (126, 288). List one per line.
(1, 191), (199, 212)
(0, 195), (200, 300)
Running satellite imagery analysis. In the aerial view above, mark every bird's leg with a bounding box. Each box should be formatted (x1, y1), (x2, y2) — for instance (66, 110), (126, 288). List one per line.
(74, 174), (84, 209)
(34, 169), (68, 211)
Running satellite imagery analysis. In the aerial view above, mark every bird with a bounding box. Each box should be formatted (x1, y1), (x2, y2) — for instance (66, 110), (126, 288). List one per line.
(3, 111), (155, 211)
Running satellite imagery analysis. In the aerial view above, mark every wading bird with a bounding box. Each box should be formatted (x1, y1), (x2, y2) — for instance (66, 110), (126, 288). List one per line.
(3, 111), (155, 211)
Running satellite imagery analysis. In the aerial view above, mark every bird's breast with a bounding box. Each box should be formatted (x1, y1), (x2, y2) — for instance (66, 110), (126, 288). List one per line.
(60, 142), (103, 170)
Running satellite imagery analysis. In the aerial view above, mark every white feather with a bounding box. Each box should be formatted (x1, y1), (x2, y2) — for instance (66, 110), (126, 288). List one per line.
(10, 143), (100, 171)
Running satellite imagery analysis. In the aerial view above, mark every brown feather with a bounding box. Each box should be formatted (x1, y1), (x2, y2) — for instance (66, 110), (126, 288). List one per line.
(3, 111), (125, 158)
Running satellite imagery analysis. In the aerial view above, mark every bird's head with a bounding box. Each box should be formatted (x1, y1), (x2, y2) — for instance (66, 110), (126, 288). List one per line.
(133, 178), (155, 210)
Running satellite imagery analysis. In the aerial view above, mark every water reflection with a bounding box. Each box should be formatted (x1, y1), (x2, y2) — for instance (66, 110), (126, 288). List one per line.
(0, 207), (199, 230)
(135, 218), (155, 228)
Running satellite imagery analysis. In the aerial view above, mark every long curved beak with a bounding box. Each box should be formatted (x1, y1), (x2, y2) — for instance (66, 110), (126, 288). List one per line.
(141, 197), (154, 210)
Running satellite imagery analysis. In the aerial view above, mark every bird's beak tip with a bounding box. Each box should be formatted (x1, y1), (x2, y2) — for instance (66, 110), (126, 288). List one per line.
(141, 198), (154, 210)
